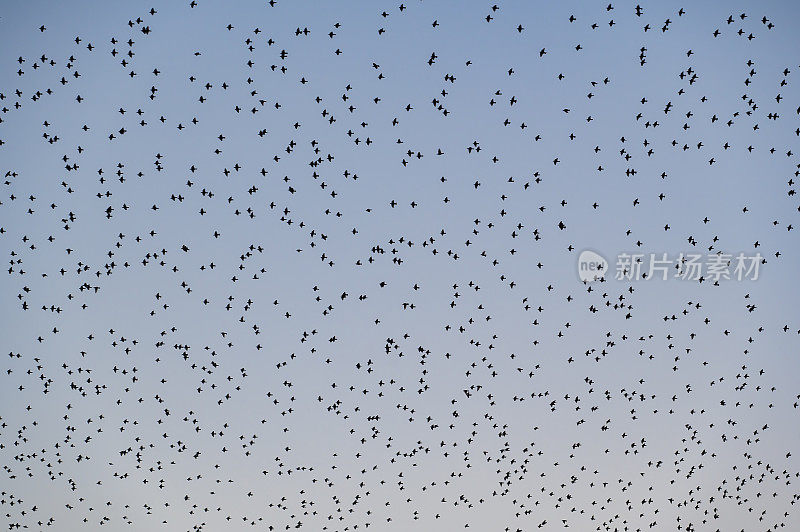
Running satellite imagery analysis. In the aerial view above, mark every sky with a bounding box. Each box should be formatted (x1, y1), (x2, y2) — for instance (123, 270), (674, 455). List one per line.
(1, 1), (799, 531)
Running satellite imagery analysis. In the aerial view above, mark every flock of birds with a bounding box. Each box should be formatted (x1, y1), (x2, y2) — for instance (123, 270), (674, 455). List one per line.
(1, 1), (799, 531)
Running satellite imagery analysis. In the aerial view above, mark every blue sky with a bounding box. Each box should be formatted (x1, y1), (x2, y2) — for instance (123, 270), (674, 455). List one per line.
(1, 1), (799, 530)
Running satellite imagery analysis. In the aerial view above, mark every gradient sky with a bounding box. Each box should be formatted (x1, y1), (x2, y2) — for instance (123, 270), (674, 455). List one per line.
(1, 1), (799, 531)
